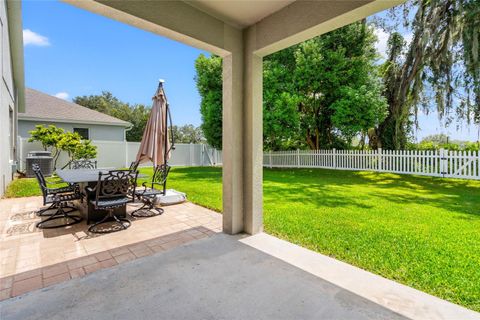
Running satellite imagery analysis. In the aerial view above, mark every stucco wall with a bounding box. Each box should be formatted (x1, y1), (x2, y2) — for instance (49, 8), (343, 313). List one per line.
(0, 0), (16, 196)
(18, 120), (126, 141)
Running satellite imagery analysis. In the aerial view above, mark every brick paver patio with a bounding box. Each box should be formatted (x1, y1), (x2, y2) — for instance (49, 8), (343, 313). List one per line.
(0, 196), (222, 300)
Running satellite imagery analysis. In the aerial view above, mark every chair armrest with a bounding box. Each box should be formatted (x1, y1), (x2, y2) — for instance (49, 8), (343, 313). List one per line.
(136, 182), (149, 196)
(47, 185), (75, 194)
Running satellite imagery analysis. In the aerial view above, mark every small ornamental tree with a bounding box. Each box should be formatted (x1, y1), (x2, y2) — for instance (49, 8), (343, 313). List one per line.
(57, 132), (83, 161)
(74, 140), (97, 159)
(28, 125), (65, 167)
(28, 124), (97, 169)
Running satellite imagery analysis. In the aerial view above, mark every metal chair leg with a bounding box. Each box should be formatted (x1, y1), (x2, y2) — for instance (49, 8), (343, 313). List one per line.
(36, 203), (58, 216)
(130, 196), (164, 217)
(88, 210), (131, 234)
(36, 203), (78, 217)
(36, 205), (83, 229)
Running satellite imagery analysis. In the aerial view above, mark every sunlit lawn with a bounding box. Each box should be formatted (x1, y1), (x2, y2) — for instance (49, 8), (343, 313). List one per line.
(5, 166), (480, 311)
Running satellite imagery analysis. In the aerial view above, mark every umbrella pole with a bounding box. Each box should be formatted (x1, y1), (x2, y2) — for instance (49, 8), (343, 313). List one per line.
(163, 102), (168, 196)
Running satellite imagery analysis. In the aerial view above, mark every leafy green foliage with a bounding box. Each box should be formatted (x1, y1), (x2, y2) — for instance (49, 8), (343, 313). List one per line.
(171, 124), (204, 144)
(28, 125), (65, 167)
(331, 84), (388, 144)
(28, 124), (98, 168)
(56, 132), (98, 160)
(57, 132), (83, 159)
(408, 134), (480, 151)
(74, 140), (97, 159)
(195, 22), (387, 150)
(194, 54), (223, 149)
(373, 0), (480, 149)
(73, 92), (150, 142)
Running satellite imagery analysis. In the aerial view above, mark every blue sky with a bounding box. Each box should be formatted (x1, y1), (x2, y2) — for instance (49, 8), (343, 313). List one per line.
(23, 0), (208, 126)
(23, 1), (479, 141)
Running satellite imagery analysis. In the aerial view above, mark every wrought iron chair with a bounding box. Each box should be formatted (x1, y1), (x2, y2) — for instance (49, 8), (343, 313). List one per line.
(129, 160), (140, 173)
(70, 159), (97, 169)
(87, 170), (138, 233)
(32, 164), (83, 229)
(131, 164), (170, 217)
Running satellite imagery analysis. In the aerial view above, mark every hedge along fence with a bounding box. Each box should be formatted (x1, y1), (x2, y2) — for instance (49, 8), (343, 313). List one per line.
(263, 149), (480, 180)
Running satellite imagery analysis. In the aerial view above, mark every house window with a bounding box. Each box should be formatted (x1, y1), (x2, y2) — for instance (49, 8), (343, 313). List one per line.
(73, 128), (89, 140)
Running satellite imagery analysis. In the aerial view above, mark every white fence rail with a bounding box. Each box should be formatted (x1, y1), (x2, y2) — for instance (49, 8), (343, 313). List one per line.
(18, 137), (222, 171)
(263, 149), (480, 180)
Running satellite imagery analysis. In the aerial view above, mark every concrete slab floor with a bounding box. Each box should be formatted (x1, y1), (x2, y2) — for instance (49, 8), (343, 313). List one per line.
(0, 233), (405, 320)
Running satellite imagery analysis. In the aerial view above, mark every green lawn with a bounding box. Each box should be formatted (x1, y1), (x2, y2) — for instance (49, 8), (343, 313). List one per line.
(5, 166), (480, 311)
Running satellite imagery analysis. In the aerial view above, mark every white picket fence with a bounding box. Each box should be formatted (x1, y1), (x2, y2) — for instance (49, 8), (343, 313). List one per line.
(263, 149), (480, 180)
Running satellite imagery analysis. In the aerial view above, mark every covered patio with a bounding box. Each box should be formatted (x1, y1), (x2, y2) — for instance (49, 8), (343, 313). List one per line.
(0, 196), (221, 297)
(1, 229), (477, 319)
(63, 0), (405, 235)
(2, 0), (479, 319)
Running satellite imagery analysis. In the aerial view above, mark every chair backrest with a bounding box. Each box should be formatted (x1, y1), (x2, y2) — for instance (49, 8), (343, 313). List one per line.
(92, 170), (138, 207)
(129, 160), (140, 173)
(32, 164), (48, 199)
(70, 159), (97, 170)
(150, 164), (171, 189)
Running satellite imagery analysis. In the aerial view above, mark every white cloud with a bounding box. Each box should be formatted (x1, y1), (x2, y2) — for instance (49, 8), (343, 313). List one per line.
(404, 33), (413, 47)
(374, 28), (413, 60)
(54, 92), (69, 100)
(374, 28), (389, 58)
(23, 29), (50, 47)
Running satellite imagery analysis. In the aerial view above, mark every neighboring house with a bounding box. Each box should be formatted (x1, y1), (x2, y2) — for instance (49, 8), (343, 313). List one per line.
(19, 88), (131, 141)
(0, 0), (24, 196)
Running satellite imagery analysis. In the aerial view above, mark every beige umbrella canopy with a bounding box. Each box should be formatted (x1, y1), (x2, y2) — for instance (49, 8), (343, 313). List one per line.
(136, 81), (172, 167)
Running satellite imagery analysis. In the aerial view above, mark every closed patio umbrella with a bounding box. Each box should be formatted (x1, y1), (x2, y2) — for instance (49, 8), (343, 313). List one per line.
(136, 80), (173, 168)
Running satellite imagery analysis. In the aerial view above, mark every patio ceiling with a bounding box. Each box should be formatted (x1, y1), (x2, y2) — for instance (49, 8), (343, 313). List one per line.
(186, 0), (296, 28)
(63, 0), (405, 235)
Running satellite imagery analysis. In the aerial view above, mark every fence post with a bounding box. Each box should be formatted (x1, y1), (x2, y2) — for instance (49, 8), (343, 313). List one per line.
(377, 148), (382, 172)
(124, 140), (128, 168)
(269, 151), (272, 168)
(190, 143), (194, 166)
(296, 149), (300, 168)
(440, 148), (445, 177)
(333, 148), (336, 169)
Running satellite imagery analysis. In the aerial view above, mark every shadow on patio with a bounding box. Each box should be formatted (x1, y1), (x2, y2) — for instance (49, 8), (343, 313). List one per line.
(0, 196), (221, 299)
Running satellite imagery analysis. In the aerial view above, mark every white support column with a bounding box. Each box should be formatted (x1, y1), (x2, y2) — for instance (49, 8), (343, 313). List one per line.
(243, 25), (263, 235)
(222, 26), (245, 234)
(222, 24), (263, 235)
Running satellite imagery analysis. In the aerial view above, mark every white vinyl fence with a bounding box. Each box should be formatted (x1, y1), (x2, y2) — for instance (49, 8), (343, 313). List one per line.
(18, 136), (480, 180)
(18, 137), (222, 171)
(263, 149), (480, 180)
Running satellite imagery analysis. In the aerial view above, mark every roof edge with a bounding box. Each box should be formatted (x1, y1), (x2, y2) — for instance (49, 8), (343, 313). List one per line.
(6, 0), (25, 113)
(18, 116), (132, 127)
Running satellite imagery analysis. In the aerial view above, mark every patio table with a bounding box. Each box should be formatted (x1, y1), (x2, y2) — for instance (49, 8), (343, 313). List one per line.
(56, 168), (132, 223)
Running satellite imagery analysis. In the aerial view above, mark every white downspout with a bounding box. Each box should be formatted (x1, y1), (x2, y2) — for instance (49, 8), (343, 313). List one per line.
(124, 124), (133, 167)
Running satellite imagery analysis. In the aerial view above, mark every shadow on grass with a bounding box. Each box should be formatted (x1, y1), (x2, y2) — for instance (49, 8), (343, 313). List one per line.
(263, 168), (480, 218)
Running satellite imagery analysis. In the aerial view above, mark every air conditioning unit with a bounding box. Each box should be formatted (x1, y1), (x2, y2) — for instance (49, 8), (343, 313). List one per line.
(26, 151), (53, 178)
(28, 151), (52, 157)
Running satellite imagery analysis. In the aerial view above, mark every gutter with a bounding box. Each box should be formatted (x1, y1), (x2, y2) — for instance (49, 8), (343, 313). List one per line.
(18, 116), (132, 127)
(6, 0), (25, 113)
(124, 123), (134, 141)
